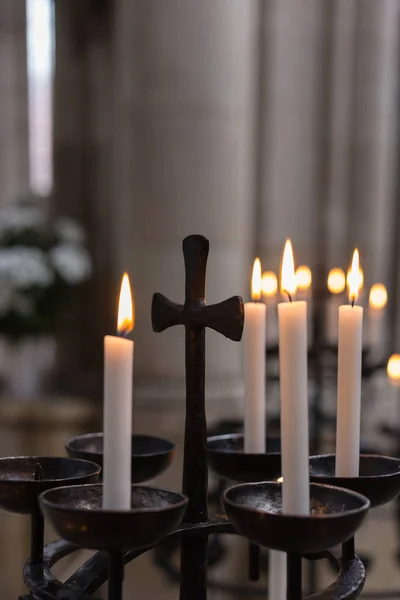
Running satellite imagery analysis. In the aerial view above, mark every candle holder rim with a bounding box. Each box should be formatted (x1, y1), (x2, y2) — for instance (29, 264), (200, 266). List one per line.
(310, 452), (400, 479)
(207, 433), (280, 456)
(0, 456), (102, 483)
(66, 432), (176, 457)
(40, 483), (189, 515)
(223, 481), (370, 519)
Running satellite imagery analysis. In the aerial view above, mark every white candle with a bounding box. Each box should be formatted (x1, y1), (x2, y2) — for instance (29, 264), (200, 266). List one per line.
(262, 270), (278, 345)
(367, 283), (387, 356)
(295, 265), (313, 345)
(387, 354), (400, 423)
(336, 250), (363, 477)
(244, 258), (266, 453)
(326, 268), (346, 344)
(278, 240), (309, 515)
(103, 273), (134, 509)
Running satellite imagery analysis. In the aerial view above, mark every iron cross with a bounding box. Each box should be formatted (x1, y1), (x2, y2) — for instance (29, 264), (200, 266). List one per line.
(152, 234), (244, 524)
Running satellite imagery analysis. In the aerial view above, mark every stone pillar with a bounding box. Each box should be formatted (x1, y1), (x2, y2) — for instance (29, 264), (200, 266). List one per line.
(53, 1), (114, 382)
(0, 0), (29, 204)
(257, 1), (330, 271)
(113, 0), (259, 416)
(325, 0), (358, 270)
(349, 0), (399, 288)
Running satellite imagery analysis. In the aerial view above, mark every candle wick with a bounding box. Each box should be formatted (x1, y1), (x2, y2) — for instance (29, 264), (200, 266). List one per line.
(351, 297), (355, 308)
(284, 290), (293, 303)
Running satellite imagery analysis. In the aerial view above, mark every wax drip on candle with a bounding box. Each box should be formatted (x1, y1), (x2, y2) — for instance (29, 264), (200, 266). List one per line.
(117, 273), (134, 337)
(251, 258), (262, 302)
(348, 249), (361, 308)
(281, 239), (297, 303)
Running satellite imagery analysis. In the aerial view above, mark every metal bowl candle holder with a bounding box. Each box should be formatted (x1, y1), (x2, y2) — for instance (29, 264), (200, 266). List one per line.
(66, 433), (175, 483)
(207, 433), (281, 482)
(309, 453), (400, 508)
(223, 481), (370, 555)
(0, 456), (100, 566)
(13, 235), (397, 600)
(40, 484), (188, 600)
(40, 484), (188, 551)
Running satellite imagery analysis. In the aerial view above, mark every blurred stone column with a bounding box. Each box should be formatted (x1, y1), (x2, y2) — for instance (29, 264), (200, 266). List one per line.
(257, 1), (330, 271)
(349, 0), (399, 288)
(0, 0), (29, 204)
(325, 0), (357, 270)
(113, 0), (259, 418)
(53, 1), (114, 386)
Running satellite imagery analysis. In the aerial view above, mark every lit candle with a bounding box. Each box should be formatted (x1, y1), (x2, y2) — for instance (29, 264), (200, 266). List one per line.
(336, 250), (363, 477)
(278, 240), (309, 515)
(103, 273), (134, 509)
(243, 259), (266, 453)
(295, 265), (313, 345)
(367, 283), (387, 356)
(295, 265), (312, 301)
(387, 354), (400, 421)
(326, 268), (346, 344)
(347, 265), (364, 302)
(262, 270), (278, 345)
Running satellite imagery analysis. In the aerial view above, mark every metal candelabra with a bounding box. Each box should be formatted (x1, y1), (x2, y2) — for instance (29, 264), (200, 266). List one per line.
(0, 234), (399, 600)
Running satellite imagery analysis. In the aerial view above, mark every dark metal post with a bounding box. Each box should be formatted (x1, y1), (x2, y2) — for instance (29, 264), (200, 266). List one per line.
(180, 326), (209, 600)
(248, 542), (260, 581)
(108, 550), (124, 600)
(287, 554), (302, 600)
(30, 511), (45, 565)
(342, 537), (355, 564)
(151, 235), (244, 600)
(30, 462), (44, 565)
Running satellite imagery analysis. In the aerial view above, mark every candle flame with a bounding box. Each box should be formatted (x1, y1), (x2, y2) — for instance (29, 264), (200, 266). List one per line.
(348, 249), (362, 304)
(251, 258), (262, 301)
(327, 268), (346, 294)
(369, 283), (387, 310)
(277, 476), (283, 483)
(117, 273), (134, 336)
(295, 265), (312, 290)
(262, 271), (278, 297)
(281, 239), (296, 298)
(388, 354), (400, 382)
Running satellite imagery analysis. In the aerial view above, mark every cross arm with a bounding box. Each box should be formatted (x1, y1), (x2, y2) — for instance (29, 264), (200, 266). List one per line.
(152, 293), (183, 332)
(197, 296), (244, 341)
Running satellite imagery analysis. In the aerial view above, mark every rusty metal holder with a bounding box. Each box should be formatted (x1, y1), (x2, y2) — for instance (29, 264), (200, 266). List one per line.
(5, 235), (387, 600)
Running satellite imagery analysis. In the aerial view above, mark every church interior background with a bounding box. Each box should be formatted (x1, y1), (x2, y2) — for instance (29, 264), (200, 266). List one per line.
(2, 0), (400, 597)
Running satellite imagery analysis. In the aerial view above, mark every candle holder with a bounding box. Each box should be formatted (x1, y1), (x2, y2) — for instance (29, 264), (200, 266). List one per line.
(9, 235), (395, 600)
(0, 456), (100, 566)
(66, 433), (175, 483)
(40, 483), (188, 600)
(224, 480), (369, 600)
(207, 433), (281, 482)
(309, 453), (400, 508)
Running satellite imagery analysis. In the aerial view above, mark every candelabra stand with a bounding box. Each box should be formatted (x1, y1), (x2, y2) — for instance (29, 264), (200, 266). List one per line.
(0, 235), (397, 600)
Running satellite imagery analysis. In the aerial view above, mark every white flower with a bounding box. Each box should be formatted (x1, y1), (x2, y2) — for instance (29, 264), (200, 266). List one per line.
(0, 247), (53, 288)
(55, 218), (86, 245)
(0, 205), (46, 232)
(50, 244), (92, 285)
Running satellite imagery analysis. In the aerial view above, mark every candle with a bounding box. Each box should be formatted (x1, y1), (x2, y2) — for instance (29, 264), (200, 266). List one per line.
(262, 270), (278, 345)
(367, 283), (387, 356)
(326, 268), (346, 343)
(295, 265), (313, 345)
(103, 273), (134, 509)
(387, 354), (400, 422)
(278, 240), (309, 515)
(336, 250), (363, 477)
(243, 258), (266, 453)
(295, 265), (312, 300)
(347, 265), (364, 302)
